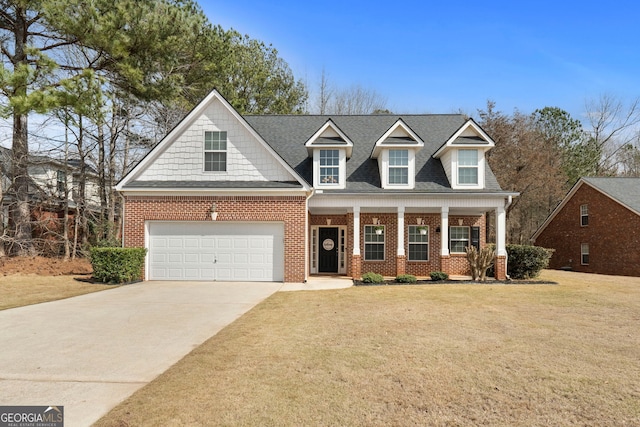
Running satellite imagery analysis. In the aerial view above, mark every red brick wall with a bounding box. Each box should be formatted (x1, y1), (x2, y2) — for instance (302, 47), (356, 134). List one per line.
(534, 183), (640, 276)
(447, 216), (486, 276)
(123, 195), (307, 282)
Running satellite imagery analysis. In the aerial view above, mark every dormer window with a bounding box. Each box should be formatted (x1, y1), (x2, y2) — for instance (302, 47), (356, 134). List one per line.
(458, 149), (478, 185)
(389, 150), (409, 185)
(306, 119), (352, 190)
(371, 119), (424, 190)
(320, 149), (340, 184)
(433, 119), (494, 190)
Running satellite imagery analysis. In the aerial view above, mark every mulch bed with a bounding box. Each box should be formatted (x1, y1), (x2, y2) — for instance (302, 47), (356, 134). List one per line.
(354, 279), (558, 286)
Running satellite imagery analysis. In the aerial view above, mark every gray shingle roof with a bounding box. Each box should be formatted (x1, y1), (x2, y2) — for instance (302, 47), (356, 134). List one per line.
(583, 177), (640, 213)
(244, 114), (504, 193)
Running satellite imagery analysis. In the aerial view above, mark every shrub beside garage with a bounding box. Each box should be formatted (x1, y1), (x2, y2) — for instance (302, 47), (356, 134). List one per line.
(90, 247), (147, 284)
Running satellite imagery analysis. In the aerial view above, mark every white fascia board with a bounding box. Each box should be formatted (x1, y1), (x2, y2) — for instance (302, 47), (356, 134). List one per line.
(305, 119), (353, 158)
(119, 188), (308, 198)
(309, 192), (518, 209)
(433, 119), (495, 159)
(116, 89), (311, 192)
(370, 118), (424, 159)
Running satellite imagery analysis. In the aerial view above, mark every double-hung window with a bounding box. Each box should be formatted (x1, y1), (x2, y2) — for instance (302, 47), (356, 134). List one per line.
(57, 170), (66, 196)
(580, 204), (588, 226)
(581, 243), (589, 265)
(204, 131), (227, 172)
(408, 225), (429, 261)
(450, 226), (470, 253)
(364, 225), (385, 260)
(388, 150), (408, 185)
(320, 149), (340, 184)
(458, 149), (478, 185)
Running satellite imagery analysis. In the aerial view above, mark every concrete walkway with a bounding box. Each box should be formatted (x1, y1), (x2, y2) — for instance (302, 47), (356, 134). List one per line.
(0, 281), (281, 426)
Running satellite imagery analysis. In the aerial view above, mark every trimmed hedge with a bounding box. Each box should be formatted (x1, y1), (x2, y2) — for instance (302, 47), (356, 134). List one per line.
(506, 244), (553, 279)
(90, 247), (147, 284)
(361, 272), (384, 283)
(430, 271), (449, 281)
(395, 274), (417, 283)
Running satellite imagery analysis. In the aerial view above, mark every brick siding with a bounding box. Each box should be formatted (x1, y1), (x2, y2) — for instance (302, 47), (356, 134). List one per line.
(535, 183), (640, 276)
(312, 213), (488, 279)
(123, 195), (307, 282)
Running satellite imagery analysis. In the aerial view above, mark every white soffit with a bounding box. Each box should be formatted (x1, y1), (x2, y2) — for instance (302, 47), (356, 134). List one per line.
(304, 119), (353, 158)
(433, 119), (495, 158)
(371, 118), (424, 159)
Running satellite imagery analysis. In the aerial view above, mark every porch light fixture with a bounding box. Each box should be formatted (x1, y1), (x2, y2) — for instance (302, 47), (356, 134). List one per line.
(210, 202), (218, 221)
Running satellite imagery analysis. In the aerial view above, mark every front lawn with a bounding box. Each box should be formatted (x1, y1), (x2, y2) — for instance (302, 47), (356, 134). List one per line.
(95, 270), (640, 426)
(0, 275), (114, 310)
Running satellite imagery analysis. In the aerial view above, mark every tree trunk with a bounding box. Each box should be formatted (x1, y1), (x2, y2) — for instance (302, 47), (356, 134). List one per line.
(10, 7), (35, 256)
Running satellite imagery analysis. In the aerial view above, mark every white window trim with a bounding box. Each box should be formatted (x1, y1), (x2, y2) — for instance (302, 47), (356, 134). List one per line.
(449, 225), (470, 254)
(379, 149), (415, 189)
(364, 225), (385, 261)
(581, 243), (589, 265)
(408, 225), (429, 261)
(452, 149), (485, 189)
(580, 204), (589, 227)
(309, 226), (347, 274)
(204, 130), (227, 173)
(313, 149), (346, 189)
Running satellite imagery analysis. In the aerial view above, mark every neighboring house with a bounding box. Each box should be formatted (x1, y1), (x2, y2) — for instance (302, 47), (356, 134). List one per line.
(116, 89), (517, 283)
(0, 146), (101, 251)
(533, 177), (640, 276)
(0, 147), (101, 211)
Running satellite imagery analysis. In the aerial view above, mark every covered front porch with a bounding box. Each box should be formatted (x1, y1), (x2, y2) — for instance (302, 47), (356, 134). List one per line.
(307, 194), (511, 280)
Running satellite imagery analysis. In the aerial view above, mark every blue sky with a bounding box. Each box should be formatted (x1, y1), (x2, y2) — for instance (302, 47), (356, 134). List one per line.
(201, 0), (640, 120)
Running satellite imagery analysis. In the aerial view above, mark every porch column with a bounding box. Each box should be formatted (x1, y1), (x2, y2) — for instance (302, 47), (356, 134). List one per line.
(495, 205), (507, 280)
(440, 207), (450, 274)
(351, 207), (361, 279)
(396, 206), (406, 275)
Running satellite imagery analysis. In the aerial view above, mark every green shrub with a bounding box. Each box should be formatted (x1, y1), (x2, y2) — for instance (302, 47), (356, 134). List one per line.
(361, 272), (384, 283)
(430, 271), (449, 281)
(90, 247), (147, 284)
(395, 274), (417, 283)
(506, 244), (553, 279)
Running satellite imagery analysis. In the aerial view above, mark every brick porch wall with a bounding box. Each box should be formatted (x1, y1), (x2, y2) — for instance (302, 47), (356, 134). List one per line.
(331, 212), (487, 279)
(123, 195), (307, 282)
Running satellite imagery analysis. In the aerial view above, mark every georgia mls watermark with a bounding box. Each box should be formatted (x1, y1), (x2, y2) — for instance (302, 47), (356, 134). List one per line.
(0, 406), (63, 427)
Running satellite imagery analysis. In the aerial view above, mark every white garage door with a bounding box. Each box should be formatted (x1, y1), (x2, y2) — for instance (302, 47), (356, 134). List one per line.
(148, 222), (284, 282)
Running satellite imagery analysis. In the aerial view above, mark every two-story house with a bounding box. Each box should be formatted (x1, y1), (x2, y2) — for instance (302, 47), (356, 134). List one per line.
(116, 90), (516, 283)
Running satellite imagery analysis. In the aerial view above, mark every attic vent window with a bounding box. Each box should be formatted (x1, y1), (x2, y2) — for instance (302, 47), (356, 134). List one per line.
(204, 131), (227, 172)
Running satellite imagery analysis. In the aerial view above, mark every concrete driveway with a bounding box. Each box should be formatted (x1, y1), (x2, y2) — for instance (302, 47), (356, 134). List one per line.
(0, 281), (281, 426)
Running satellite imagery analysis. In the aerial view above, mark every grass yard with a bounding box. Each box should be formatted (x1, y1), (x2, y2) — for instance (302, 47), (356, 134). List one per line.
(0, 275), (113, 310)
(96, 270), (640, 426)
